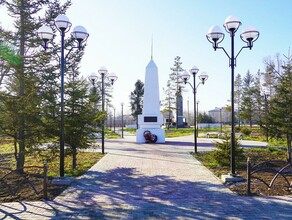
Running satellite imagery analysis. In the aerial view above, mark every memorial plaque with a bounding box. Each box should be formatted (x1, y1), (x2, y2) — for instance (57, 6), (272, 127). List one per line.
(144, 116), (157, 122)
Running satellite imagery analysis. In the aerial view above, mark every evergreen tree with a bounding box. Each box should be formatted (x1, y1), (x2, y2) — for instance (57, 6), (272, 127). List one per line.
(239, 70), (255, 127)
(129, 79), (144, 129)
(0, 0), (71, 170)
(260, 55), (281, 141)
(234, 73), (243, 127)
(162, 82), (176, 129)
(198, 112), (214, 123)
(262, 56), (278, 98)
(65, 75), (96, 170)
(268, 55), (292, 162)
(169, 56), (184, 128)
(253, 70), (264, 123)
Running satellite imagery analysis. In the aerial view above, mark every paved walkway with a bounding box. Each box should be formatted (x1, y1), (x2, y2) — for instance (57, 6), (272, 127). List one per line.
(0, 135), (291, 219)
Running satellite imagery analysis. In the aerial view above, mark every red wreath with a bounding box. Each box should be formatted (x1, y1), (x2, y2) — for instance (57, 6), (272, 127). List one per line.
(143, 130), (157, 143)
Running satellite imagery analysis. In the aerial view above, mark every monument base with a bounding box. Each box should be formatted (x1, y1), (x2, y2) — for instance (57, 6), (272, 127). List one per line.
(136, 128), (165, 143)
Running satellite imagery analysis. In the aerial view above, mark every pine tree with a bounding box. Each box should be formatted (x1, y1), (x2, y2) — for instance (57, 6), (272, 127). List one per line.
(169, 56), (184, 129)
(234, 73), (242, 127)
(65, 75), (96, 170)
(268, 55), (292, 162)
(130, 79), (144, 129)
(239, 70), (255, 127)
(162, 81), (176, 129)
(0, 0), (71, 170)
(253, 70), (264, 124)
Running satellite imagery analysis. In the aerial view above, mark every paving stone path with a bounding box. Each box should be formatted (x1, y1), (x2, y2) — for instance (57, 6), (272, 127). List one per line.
(0, 135), (291, 219)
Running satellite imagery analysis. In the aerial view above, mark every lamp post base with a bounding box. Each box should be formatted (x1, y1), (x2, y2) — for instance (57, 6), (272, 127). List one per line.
(51, 177), (74, 186)
(221, 174), (244, 183)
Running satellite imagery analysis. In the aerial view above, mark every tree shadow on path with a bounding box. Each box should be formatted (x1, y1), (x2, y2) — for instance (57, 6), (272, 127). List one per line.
(49, 167), (292, 219)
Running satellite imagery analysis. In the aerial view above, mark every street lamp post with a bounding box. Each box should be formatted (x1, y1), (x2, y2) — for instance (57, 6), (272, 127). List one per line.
(88, 72), (98, 111)
(121, 102), (124, 138)
(113, 107), (116, 133)
(196, 101), (199, 137)
(207, 15), (259, 176)
(180, 68), (208, 153)
(37, 14), (89, 177)
(98, 67), (118, 154)
(262, 90), (269, 142)
(220, 108), (223, 134)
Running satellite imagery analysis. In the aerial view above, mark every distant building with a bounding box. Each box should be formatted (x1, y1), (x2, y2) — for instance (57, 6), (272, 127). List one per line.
(208, 107), (231, 124)
(162, 111), (174, 126)
(112, 114), (135, 127)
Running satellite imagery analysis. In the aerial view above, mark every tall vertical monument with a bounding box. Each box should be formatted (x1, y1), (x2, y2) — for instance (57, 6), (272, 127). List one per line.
(136, 51), (165, 143)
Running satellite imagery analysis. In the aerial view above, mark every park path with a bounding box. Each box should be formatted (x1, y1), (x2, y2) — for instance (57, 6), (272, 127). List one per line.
(0, 135), (291, 219)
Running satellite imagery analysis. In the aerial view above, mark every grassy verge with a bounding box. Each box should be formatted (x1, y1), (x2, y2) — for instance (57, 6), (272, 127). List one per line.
(1, 146), (104, 177)
(106, 129), (119, 139)
(193, 147), (287, 177)
(125, 126), (288, 147)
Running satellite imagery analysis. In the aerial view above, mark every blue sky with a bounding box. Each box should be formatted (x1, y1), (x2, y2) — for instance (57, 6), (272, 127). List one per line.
(1, 0), (292, 116)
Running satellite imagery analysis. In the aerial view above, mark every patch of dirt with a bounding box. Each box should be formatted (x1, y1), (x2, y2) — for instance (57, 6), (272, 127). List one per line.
(0, 174), (68, 203)
(210, 159), (292, 196)
(206, 150), (292, 196)
(224, 170), (292, 196)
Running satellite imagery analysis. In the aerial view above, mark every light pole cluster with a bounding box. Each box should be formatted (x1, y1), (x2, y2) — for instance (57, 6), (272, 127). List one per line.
(180, 67), (208, 153)
(37, 14), (89, 177)
(88, 69), (117, 154)
(113, 107), (116, 132)
(88, 72), (98, 111)
(121, 102), (124, 138)
(206, 15), (259, 176)
(100, 67), (117, 154)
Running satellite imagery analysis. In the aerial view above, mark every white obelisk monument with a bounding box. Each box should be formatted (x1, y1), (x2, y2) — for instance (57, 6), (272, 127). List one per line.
(136, 49), (165, 143)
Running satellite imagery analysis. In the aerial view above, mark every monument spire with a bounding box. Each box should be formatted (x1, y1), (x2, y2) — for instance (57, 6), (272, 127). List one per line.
(136, 40), (165, 143)
(151, 35), (153, 60)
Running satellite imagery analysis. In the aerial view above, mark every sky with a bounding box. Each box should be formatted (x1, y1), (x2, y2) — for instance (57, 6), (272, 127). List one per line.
(1, 0), (292, 116)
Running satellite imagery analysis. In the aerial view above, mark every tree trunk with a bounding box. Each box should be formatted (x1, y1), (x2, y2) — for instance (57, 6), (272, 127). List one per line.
(17, 0), (25, 172)
(176, 95), (178, 129)
(287, 133), (291, 163)
(72, 146), (77, 170)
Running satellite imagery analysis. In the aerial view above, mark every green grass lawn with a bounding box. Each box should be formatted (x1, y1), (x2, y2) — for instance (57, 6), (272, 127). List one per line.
(126, 126), (287, 147)
(193, 147), (287, 177)
(0, 140), (104, 178)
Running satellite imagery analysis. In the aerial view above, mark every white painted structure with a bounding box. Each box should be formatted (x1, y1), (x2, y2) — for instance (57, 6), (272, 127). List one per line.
(136, 58), (165, 143)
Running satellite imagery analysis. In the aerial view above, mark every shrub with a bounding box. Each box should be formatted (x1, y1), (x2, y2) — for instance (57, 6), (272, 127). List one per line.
(211, 134), (245, 167)
(241, 127), (252, 136)
(235, 126), (241, 132)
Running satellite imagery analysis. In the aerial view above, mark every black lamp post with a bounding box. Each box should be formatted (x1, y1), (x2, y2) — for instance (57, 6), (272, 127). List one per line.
(180, 68), (208, 153)
(88, 72), (98, 111)
(113, 107), (116, 133)
(98, 67), (118, 154)
(196, 101), (199, 137)
(207, 15), (259, 176)
(121, 102), (124, 138)
(88, 73), (98, 89)
(220, 108), (223, 134)
(38, 14), (89, 177)
(262, 90), (269, 142)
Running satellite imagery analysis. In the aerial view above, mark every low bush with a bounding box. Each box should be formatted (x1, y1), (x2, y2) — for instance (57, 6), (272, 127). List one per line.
(241, 127), (252, 136)
(210, 134), (245, 168)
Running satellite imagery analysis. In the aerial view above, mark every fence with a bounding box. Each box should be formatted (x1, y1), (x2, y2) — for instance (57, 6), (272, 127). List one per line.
(247, 158), (292, 195)
(0, 162), (48, 200)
